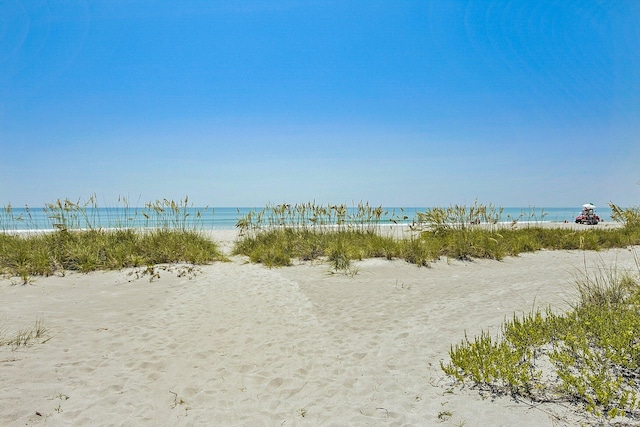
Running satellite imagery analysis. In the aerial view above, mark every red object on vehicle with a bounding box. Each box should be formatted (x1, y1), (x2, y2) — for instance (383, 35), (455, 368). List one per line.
(575, 203), (599, 225)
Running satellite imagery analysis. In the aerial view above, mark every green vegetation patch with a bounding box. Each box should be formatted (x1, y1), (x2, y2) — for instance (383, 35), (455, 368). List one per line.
(233, 228), (399, 269)
(233, 202), (640, 269)
(441, 263), (640, 421)
(0, 229), (226, 282)
(0, 196), (227, 282)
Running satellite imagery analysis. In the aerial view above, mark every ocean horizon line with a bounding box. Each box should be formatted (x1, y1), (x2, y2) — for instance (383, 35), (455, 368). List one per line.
(1, 206), (615, 232)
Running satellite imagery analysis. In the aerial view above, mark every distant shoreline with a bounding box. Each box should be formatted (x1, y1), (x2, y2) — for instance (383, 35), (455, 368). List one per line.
(2, 220), (623, 236)
(1, 206), (616, 232)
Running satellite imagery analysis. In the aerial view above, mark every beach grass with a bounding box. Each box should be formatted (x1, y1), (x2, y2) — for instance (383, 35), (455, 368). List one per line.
(0, 228), (226, 282)
(233, 202), (404, 271)
(441, 254), (640, 421)
(1, 194), (215, 232)
(234, 202), (640, 269)
(0, 316), (48, 349)
(0, 197), (226, 282)
(5, 199), (638, 279)
(234, 227), (399, 269)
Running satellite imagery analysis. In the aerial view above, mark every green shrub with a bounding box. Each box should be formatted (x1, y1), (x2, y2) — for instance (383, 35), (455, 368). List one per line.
(233, 202), (640, 271)
(442, 261), (640, 420)
(233, 228), (399, 270)
(0, 228), (225, 280)
(0, 197), (226, 280)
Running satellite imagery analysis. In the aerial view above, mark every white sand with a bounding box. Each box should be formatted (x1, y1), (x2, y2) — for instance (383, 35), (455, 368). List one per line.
(1, 228), (638, 426)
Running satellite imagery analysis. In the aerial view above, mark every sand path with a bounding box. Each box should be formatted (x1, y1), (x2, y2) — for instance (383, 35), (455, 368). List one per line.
(1, 241), (638, 426)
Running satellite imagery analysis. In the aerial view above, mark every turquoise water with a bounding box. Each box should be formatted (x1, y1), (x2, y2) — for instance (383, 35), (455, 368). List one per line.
(0, 206), (614, 232)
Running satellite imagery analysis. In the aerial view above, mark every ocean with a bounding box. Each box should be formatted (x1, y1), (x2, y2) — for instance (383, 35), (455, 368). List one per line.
(0, 206), (614, 232)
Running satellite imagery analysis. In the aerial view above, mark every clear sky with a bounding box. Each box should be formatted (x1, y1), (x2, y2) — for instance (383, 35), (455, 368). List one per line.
(1, 1), (639, 208)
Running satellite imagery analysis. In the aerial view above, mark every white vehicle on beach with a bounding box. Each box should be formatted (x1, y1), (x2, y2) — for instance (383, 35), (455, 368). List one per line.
(575, 203), (600, 225)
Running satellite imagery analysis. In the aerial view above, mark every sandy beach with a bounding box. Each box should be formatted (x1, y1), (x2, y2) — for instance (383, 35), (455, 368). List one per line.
(1, 227), (638, 426)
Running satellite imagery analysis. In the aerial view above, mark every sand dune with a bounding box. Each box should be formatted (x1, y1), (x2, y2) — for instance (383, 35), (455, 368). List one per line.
(1, 231), (638, 426)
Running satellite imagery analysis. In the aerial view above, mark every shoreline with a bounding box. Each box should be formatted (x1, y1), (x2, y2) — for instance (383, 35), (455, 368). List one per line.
(2, 219), (623, 235)
(1, 205), (617, 233)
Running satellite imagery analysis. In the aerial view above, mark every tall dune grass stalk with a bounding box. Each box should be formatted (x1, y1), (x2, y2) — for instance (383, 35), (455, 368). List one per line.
(2, 194), (213, 232)
(1, 204), (40, 233)
(412, 200), (505, 232)
(610, 202), (640, 229)
(235, 201), (400, 236)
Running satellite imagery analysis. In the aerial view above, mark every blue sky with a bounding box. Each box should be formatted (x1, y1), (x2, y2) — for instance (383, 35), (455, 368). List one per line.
(1, 1), (638, 207)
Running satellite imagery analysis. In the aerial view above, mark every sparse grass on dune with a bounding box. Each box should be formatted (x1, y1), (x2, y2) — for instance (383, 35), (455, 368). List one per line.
(234, 224), (640, 270)
(442, 255), (640, 422)
(233, 228), (400, 269)
(425, 224), (640, 260)
(233, 202), (405, 271)
(428, 203), (640, 422)
(0, 317), (48, 349)
(0, 196), (226, 283)
(0, 228), (226, 281)
(233, 202), (640, 269)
